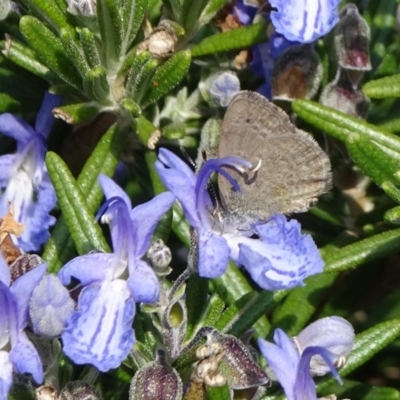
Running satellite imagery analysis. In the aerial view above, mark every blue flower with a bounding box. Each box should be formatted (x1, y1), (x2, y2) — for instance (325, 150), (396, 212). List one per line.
(155, 148), (323, 289)
(0, 92), (61, 251)
(234, 0), (340, 98)
(269, 0), (341, 44)
(57, 174), (174, 372)
(258, 317), (354, 400)
(237, 215), (323, 291)
(0, 255), (46, 399)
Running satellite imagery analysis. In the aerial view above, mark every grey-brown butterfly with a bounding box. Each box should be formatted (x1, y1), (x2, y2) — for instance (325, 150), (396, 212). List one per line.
(217, 90), (332, 220)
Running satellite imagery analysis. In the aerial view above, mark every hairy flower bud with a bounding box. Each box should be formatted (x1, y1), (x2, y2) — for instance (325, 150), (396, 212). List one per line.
(58, 381), (101, 400)
(272, 44), (322, 101)
(129, 351), (182, 400)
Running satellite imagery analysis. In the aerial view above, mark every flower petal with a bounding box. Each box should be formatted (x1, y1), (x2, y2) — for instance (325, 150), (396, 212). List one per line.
(29, 274), (75, 337)
(295, 346), (342, 398)
(58, 252), (115, 286)
(127, 259), (159, 303)
(198, 229), (230, 278)
(0, 154), (15, 187)
(0, 351), (13, 399)
(98, 174), (132, 210)
(17, 172), (56, 251)
(258, 329), (299, 399)
(9, 331), (43, 384)
(239, 215), (323, 290)
(10, 263), (47, 329)
(34, 92), (62, 138)
(130, 192), (175, 258)
(294, 316), (355, 375)
(62, 280), (136, 372)
(155, 149), (200, 227)
(0, 114), (35, 143)
(269, 0), (341, 43)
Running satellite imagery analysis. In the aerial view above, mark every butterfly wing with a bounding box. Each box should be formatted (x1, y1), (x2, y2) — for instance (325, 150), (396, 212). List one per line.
(218, 91), (331, 219)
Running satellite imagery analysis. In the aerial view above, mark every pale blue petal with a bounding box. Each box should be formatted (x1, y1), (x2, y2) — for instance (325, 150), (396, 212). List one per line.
(127, 259), (159, 303)
(269, 0), (340, 43)
(258, 329), (298, 399)
(30, 274), (75, 337)
(198, 229), (230, 278)
(295, 316), (354, 375)
(130, 192), (175, 258)
(238, 215), (323, 290)
(294, 347), (318, 400)
(62, 279), (136, 372)
(34, 92), (62, 138)
(58, 253), (115, 286)
(0, 352), (13, 400)
(155, 149), (200, 227)
(98, 174), (132, 210)
(9, 331), (43, 384)
(0, 114), (34, 144)
(0, 154), (15, 186)
(10, 263), (47, 329)
(295, 346), (342, 398)
(18, 173), (56, 251)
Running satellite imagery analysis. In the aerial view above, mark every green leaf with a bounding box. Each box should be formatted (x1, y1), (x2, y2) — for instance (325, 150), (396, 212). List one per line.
(346, 138), (400, 187)
(378, 116), (400, 133)
(120, 0), (148, 55)
(271, 272), (338, 336)
(22, 0), (71, 33)
(382, 181), (400, 203)
(190, 22), (268, 57)
(120, 98), (141, 118)
(363, 73), (400, 98)
(77, 27), (102, 68)
(317, 319), (400, 392)
(171, 201), (190, 247)
(20, 16), (82, 89)
(0, 38), (57, 81)
(384, 205), (400, 224)
(181, 0), (208, 33)
(214, 292), (257, 333)
(324, 228), (400, 274)
(141, 50), (191, 107)
(321, 379), (400, 400)
(60, 28), (90, 77)
(133, 115), (158, 146)
(185, 275), (210, 339)
(96, 0), (123, 72)
(46, 152), (109, 255)
(52, 102), (102, 124)
(126, 52), (159, 103)
(83, 66), (111, 103)
(162, 0), (183, 24)
(370, 0), (397, 70)
(292, 100), (400, 152)
(205, 382), (231, 400)
(200, 0), (228, 25)
(43, 124), (121, 272)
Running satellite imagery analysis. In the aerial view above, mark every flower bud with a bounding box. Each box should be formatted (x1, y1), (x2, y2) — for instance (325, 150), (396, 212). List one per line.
(209, 72), (241, 107)
(58, 381), (101, 400)
(129, 351), (182, 400)
(320, 68), (369, 119)
(146, 239), (172, 271)
(334, 3), (371, 86)
(272, 44), (322, 101)
(67, 0), (96, 16)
